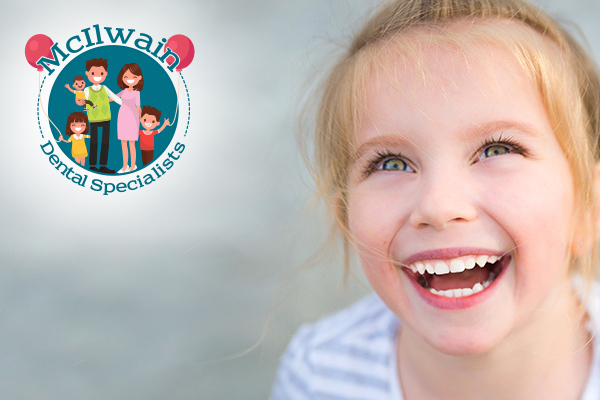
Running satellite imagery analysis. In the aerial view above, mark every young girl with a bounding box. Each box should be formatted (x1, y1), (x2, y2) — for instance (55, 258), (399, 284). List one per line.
(116, 63), (143, 173)
(58, 112), (90, 166)
(271, 1), (600, 399)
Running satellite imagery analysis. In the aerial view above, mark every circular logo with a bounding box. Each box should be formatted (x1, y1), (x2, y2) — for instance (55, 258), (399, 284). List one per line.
(29, 29), (193, 195)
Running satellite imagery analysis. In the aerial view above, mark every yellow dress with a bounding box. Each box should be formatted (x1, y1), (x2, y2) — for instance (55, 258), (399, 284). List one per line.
(75, 90), (86, 100)
(69, 134), (89, 158)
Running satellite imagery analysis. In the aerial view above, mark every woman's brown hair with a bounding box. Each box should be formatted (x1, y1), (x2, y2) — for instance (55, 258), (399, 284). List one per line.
(117, 63), (144, 91)
(65, 112), (89, 136)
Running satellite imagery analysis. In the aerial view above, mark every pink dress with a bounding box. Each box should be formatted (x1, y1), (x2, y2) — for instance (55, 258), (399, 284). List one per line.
(117, 89), (140, 141)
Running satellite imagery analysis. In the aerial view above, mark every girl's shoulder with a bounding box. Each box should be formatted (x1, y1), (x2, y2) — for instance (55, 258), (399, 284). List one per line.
(300, 293), (397, 346)
(270, 294), (399, 400)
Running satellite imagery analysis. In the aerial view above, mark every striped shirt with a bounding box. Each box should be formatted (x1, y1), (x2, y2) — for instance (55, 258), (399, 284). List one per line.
(271, 288), (600, 400)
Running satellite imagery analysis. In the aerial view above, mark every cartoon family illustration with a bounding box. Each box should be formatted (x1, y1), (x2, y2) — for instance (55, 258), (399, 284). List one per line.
(59, 58), (171, 174)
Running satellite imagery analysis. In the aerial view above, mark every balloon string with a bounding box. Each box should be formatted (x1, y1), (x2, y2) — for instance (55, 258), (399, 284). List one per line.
(38, 70), (62, 141)
(173, 72), (180, 124)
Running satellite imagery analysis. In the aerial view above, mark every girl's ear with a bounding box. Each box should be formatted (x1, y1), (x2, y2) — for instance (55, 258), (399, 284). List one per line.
(572, 161), (600, 255)
(593, 161), (600, 242)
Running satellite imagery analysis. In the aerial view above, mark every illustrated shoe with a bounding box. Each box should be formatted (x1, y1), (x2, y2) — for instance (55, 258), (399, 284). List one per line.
(99, 166), (115, 174)
(117, 166), (129, 174)
(90, 166), (101, 172)
(129, 165), (137, 172)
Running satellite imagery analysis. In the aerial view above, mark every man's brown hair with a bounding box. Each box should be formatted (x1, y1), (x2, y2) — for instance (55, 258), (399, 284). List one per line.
(141, 106), (161, 121)
(85, 58), (108, 71)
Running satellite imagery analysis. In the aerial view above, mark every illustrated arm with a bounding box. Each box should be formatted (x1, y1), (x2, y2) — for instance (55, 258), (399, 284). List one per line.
(157, 118), (171, 133)
(104, 87), (123, 105)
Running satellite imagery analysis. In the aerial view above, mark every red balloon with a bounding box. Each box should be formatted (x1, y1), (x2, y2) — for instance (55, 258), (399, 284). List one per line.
(25, 34), (54, 71)
(164, 35), (195, 72)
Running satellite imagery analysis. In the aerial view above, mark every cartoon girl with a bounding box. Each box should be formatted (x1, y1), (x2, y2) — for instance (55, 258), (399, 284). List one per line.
(115, 63), (143, 173)
(58, 112), (90, 166)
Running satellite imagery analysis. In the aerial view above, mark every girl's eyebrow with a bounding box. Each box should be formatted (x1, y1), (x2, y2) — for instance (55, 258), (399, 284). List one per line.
(353, 135), (412, 163)
(353, 120), (540, 162)
(466, 120), (540, 140)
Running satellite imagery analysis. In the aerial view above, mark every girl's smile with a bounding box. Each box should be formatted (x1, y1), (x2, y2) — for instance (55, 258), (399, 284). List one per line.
(70, 122), (86, 133)
(122, 70), (141, 89)
(347, 38), (579, 355)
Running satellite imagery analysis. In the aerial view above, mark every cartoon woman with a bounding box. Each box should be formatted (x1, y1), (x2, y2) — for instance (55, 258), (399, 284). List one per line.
(58, 112), (90, 166)
(115, 63), (143, 173)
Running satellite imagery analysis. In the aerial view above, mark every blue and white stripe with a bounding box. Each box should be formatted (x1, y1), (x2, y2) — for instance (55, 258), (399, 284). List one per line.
(270, 294), (402, 400)
(271, 284), (600, 400)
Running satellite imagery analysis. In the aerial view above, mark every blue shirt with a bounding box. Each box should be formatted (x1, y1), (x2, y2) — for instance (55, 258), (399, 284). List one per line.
(271, 285), (600, 400)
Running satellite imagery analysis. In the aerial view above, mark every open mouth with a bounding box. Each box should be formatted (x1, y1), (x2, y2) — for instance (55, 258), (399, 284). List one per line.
(402, 254), (510, 298)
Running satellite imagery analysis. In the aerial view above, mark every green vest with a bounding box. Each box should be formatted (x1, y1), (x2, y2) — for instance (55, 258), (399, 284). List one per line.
(86, 86), (112, 123)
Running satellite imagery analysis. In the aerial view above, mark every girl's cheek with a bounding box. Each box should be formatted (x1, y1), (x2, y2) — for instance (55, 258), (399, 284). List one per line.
(348, 191), (397, 261)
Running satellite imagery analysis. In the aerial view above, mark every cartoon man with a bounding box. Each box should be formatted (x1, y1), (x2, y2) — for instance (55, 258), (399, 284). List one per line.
(84, 58), (122, 174)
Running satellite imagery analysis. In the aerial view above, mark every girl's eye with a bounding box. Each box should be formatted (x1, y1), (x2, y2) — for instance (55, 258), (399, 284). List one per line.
(483, 145), (510, 158)
(476, 136), (526, 162)
(379, 158), (414, 172)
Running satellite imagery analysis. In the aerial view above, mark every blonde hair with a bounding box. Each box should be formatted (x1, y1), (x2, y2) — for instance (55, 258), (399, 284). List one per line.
(301, 0), (600, 289)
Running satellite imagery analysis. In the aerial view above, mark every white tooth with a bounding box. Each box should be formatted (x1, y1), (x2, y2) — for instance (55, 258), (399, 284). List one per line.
(443, 290), (454, 298)
(434, 262), (450, 275)
(483, 280), (491, 288)
(410, 265), (418, 273)
(415, 262), (425, 274)
(465, 258), (476, 270)
(425, 263), (435, 274)
(452, 289), (463, 298)
(488, 256), (498, 264)
(462, 288), (473, 296)
(449, 259), (465, 273)
(476, 255), (489, 267)
(473, 283), (484, 293)
(429, 288), (438, 295)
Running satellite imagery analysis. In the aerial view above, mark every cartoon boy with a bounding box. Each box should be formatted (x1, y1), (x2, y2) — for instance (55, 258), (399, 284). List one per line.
(84, 58), (122, 174)
(65, 76), (96, 110)
(139, 106), (170, 166)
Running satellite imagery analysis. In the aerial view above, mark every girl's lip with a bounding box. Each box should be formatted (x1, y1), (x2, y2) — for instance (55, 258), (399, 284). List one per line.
(402, 247), (505, 266)
(403, 255), (511, 310)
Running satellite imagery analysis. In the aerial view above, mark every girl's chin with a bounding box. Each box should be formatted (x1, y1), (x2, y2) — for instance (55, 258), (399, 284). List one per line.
(395, 262), (517, 357)
(419, 327), (504, 356)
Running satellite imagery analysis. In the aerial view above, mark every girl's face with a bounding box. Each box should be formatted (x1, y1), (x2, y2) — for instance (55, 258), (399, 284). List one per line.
(347, 42), (578, 355)
(71, 121), (86, 134)
(122, 69), (141, 88)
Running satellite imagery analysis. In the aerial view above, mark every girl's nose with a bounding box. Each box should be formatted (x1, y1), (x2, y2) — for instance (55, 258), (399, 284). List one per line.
(408, 168), (478, 230)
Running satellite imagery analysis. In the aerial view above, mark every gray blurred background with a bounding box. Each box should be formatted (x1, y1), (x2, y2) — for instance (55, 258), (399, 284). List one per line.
(2, 0), (599, 399)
